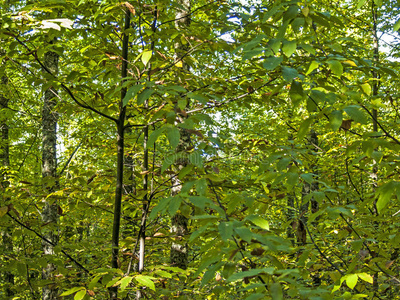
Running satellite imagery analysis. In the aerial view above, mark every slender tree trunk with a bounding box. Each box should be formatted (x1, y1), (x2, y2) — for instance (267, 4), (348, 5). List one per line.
(1, 72), (14, 297)
(41, 49), (59, 300)
(170, 0), (191, 271)
(109, 7), (130, 300)
(371, 1), (380, 291)
(297, 130), (319, 246)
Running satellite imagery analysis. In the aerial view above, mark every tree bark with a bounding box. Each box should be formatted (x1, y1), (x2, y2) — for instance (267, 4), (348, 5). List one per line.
(1, 71), (14, 297)
(109, 7), (130, 300)
(41, 49), (59, 300)
(170, 0), (192, 271)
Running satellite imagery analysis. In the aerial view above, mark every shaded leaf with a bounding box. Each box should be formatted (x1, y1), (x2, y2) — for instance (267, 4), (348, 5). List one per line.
(327, 60), (343, 76)
(263, 56), (283, 71)
(167, 127), (180, 149)
(137, 88), (154, 105)
(227, 268), (274, 282)
(330, 110), (343, 131)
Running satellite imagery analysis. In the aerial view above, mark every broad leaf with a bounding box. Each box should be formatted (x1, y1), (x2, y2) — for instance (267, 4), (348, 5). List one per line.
(141, 50), (152, 65)
(135, 275), (155, 291)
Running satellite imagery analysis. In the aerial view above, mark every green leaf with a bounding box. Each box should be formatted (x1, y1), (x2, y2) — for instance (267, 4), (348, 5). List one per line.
(358, 273), (373, 284)
(346, 274), (358, 289)
(282, 67), (298, 82)
(306, 61), (319, 75)
(167, 85), (187, 93)
(189, 151), (203, 168)
(270, 282), (283, 300)
(394, 18), (400, 32)
(234, 227), (253, 243)
(327, 60), (343, 76)
(16, 262), (27, 276)
(74, 290), (87, 300)
(195, 178), (207, 196)
(376, 181), (397, 213)
(0, 206), (8, 217)
(154, 270), (172, 278)
(88, 274), (102, 290)
(277, 157), (291, 171)
(188, 196), (209, 210)
(168, 196), (182, 216)
(357, 0), (368, 9)
(141, 50), (152, 65)
(119, 276), (133, 291)
(148, 127), (165, 147)
(301, 173), (314, 184)
(149, 197), (172, 219)
(283, 5), (299, 22)
(167, 127), (180, 149)
(289, 81), (303, 102)
(137, 88), (154, 105)
(122, 85), (143, 107)
(227, 268), (274, 282)
(245, 215), (269, 230)
(135, 275), (155, 291)
(300, 44), (315, 55)
(246, 293), (265, 300)
(282, 40), (297, 57)
(330, 110), (343, 131)
(60, 287), (85, 296)
(297, 118), (313, 140)
(187, 92), (208, 104)
(263, 56), (283, 71)
(343, 105), (368, 124)
(105, 277), (120, 288)
(218, 222), (233, 241)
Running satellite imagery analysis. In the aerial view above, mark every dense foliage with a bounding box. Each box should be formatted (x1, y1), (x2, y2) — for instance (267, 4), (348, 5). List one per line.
(1, 0), (400, 299)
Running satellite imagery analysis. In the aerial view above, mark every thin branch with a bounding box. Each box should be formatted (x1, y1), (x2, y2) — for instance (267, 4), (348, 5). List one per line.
(58, 135), (86, 178)
(360, 104), (400, 145)
(11, 34), (118, 123)
(6, 212), (90, 274)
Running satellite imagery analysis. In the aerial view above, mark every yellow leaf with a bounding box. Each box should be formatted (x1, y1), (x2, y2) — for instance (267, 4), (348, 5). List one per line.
(343, 60), (357, 67)
(301, 7), (309, 17)
(175, 61), (183, 68)
(361, 83), (372, 96)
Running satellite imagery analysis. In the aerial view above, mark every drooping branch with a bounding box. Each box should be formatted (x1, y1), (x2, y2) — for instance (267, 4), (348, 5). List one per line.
(6, 212), (90, 274)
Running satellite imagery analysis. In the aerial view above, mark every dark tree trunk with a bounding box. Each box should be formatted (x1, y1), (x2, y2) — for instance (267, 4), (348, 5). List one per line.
(1, 72), (14, 297)
(109, 7), (130, 300)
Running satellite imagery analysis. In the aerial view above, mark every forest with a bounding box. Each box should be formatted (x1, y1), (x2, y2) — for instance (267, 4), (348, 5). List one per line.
(1, 0), (400, 299)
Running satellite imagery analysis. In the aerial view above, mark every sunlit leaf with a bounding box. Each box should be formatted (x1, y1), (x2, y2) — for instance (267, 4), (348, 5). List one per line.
(60, 287), (85, 296)
(346, 274), (358, 289)
(358, 273), (373, 284)
(245, 215), (269, 230)
(74, 290), (87, 300)
(135, 275), (155, 291)
(141, 50), (152, 65)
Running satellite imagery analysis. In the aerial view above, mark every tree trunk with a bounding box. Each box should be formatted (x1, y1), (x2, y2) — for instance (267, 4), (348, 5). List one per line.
(297, 130), (319, 246)
(41, 49), (59, 300)
(170, 0), (192, 271)
(109, 7), (130, 300)
(1, 72), (14, 297)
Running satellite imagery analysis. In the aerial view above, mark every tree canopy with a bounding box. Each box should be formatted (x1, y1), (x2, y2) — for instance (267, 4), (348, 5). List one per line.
(1, 0), (400, 299)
